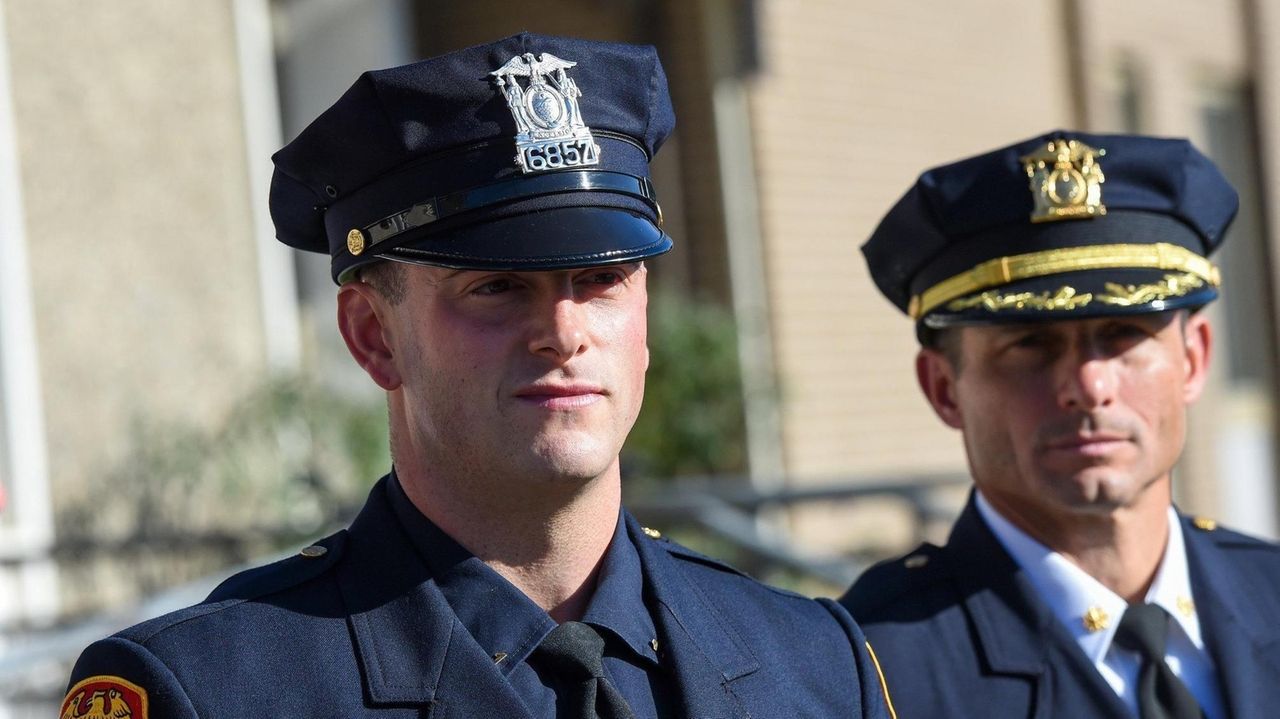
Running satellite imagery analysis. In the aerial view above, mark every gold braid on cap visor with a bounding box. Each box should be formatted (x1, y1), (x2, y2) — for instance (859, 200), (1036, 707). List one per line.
(907, 242), (1220, 319)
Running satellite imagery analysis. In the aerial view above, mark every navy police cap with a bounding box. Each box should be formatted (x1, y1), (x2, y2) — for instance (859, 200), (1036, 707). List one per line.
(862, 130), (1239, 331)
(270, 33), (675, 283)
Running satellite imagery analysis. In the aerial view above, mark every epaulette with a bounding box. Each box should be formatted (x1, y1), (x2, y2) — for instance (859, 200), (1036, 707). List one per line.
(207, 530), (349, 602)
(841, 542), (945, 617)
(116, 530), (349, 645)
(644, 530), (751, 579)
(1186, 515), (1280, 553)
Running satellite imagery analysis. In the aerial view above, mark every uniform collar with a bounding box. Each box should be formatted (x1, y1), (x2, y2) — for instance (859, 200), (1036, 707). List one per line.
(581, 516), (661, 664)
(386, 472), (659, 672)
(975, 491), (1203, 665)
(386, 473), (552, 674)
(337, 478), (759, 715)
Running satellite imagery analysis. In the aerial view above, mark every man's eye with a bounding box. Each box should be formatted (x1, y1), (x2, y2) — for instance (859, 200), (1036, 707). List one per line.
(472, 278), (515, 295)
(1104, 322), (1148, 339)
(581, 270), (624, 286)
(1099, 322), (1152, 349)
(1012, 333), (1050, 349)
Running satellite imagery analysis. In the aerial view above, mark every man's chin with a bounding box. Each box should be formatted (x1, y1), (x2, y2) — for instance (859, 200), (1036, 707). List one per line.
(524, 436), (621, 484)
(1050, 469), (1146, 513)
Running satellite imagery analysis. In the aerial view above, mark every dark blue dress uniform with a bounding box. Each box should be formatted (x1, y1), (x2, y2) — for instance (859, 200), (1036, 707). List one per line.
(843, 130), (1280, 718)
(64, 33), (893, 719)
(67, 475), (892, 718)
(844, 498), (1280, 719)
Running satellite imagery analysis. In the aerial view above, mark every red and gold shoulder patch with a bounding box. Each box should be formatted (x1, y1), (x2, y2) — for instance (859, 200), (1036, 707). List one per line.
(61, 675), (148, 719)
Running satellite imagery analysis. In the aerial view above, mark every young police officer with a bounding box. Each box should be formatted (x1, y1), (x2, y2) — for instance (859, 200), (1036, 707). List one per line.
(843, 130), (1280, 718)
(64, 34), (891, 719)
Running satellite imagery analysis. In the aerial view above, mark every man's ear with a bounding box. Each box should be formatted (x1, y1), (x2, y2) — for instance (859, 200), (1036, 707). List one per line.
(916, 347), (963, 430)
(336, 283), (402, 391)
(1181, 311), (1213, 404)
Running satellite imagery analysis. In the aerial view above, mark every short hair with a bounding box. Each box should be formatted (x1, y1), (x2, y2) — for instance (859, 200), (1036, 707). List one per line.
(919, 325), (963, 370)
(357, 261), (407, 305)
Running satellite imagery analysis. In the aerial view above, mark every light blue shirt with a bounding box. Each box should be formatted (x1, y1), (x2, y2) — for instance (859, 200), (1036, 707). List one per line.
(975, 492), (1226, 718)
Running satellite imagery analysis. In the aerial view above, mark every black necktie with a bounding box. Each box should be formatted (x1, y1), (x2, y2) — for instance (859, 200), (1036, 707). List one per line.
(534, 621), (637, 719)
(1112, 603), (1205, 719)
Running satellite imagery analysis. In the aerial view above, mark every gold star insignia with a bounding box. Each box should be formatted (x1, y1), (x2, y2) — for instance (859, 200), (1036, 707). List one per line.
(1177, 596), (1195, 618)
(1083, 606), (1110, 633)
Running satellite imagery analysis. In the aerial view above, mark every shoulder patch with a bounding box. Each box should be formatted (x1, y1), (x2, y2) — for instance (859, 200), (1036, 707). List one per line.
(61, 675), (148, 719)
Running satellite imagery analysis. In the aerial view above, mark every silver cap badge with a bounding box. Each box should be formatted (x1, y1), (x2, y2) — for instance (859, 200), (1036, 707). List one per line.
(491, 52), (600, 174)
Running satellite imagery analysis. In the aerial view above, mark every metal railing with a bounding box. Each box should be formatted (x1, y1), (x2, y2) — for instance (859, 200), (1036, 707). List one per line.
(627, 473), (968, 586)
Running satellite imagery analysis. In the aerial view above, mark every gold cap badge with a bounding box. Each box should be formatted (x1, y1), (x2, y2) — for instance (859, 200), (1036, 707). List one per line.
(1021, 139), (1106, 223)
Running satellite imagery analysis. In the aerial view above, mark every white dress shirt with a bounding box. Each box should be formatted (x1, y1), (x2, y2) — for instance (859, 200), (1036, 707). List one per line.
(975, 492), (1226, 718)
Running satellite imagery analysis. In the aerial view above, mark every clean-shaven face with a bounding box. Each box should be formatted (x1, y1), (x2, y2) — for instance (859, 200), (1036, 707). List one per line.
(388, 262), (649, 486)
(936, 311), (1207, 520)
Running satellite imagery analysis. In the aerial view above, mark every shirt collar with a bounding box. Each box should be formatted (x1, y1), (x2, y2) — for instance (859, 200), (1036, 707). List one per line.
(1145, 509), (1204, 649)
(974, 492), (1202, 664)
(385, 471), (658, 672)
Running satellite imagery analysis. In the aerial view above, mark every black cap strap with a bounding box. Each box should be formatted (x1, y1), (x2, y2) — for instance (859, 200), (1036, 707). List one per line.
(355, 170), (660, 251)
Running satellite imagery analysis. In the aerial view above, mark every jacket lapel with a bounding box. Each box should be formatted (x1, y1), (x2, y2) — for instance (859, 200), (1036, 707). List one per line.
(945, 499), (1131, 719)
(1183, 516), (1280, 719)
(627, 513), (758, 718)
(336, 478), (533, 718)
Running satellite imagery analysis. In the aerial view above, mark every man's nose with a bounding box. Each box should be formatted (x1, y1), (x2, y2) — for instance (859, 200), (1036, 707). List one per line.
(1057, 353), (1118, 411)
(528, 293), (588, 362)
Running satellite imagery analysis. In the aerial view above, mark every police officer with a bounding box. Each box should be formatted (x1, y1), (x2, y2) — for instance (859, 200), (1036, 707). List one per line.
(843, 130), (1280, 718)
(63, 34), (892, 719)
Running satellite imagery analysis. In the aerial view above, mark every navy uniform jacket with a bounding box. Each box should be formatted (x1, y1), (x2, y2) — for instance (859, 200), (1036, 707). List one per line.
(841, 497), (1280, 719)
(67, 476), (892, 718)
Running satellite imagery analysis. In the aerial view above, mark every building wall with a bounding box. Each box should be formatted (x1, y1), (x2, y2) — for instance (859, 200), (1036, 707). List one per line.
(1, 1), (275, 618)
(750, 1), (1075, 482)
(5, 0), (269, 514)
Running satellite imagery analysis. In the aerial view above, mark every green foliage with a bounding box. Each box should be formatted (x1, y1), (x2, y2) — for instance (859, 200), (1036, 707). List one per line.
(623, 294), (748, 480)
(60, 376), (388, 548)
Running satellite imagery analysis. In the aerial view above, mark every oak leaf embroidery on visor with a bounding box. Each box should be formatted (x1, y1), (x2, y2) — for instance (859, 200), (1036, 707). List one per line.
(1094, 272), (1207, 307)
(944, 271), (1210, 314)
(946, 286), (1093, 313)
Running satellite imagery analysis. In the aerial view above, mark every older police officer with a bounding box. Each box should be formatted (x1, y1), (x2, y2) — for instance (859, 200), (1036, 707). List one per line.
(63, 34), (891, 719)
(843, 131), (1280, 718)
